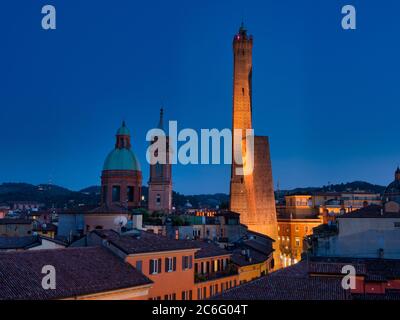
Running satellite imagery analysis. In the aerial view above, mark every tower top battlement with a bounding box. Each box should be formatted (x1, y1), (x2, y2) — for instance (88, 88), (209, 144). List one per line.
(233, 22), (253, 45)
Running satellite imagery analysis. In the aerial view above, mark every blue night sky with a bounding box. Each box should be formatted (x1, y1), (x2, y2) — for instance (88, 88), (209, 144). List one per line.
(1, 0), (399, 194)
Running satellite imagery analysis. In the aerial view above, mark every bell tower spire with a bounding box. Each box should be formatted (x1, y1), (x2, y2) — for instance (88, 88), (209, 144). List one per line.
(158, 107), (164, 130)
(148, 108), (172, 213)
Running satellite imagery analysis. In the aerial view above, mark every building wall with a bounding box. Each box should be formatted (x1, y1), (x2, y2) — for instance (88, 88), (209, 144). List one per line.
(350, 278), (400, 295)
(85, 213), (130, 233)
(338, 217), (400, 237)
(148, 183), (172, 213)
(315, 229), (400, 259)
(278, 218), (322, 266)
(195, 274), (239, 299)
(194, 255), (240, 299)
(101, 170), (142, 207)
(237, 258), (271, 284)
(0, 223), (32, 237)
(57, 213), (84, 238)
(285, 195), (314, 217)
(125, 250), (196, 300)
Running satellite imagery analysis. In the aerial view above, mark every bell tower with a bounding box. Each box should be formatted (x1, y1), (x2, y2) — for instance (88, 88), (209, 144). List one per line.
(148, 108), (172, 213)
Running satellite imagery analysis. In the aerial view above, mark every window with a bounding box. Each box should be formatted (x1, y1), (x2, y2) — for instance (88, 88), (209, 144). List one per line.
(112, 185), (121, 202)
(164, 293), (176, 300)
(150, 258), (162, 274)
(156, 194), (161, 205)
(181, 290), (192, 300)
(295, 237), (301, 247)
(182, 255), (193, 270)
(136, 260), (142, 272)
(165, 257), (176, 272)
(203, 287), (207, 299)
(210, 285), (214, 296)
(127, 186), (134, 202)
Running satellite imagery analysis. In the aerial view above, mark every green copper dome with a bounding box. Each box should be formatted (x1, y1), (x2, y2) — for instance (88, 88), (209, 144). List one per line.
(103, 122), (141, 171)
(103, 148), (141, 171)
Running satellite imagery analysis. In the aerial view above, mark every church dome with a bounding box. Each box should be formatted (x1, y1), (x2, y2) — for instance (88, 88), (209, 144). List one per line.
(383, 167), (400, 203)
(103, 148), (141, 171)
(103, 122), (141, 172)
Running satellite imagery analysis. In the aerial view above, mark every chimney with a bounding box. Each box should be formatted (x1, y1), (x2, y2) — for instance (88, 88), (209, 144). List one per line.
(246, 249), (252, 262)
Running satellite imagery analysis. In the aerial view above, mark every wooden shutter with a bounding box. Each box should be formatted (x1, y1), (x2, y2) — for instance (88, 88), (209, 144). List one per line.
(189, 256), (193, 269)
(158, 258), (162, 273)
(165, 258), (168, 272)
(173, 257), (177, 271)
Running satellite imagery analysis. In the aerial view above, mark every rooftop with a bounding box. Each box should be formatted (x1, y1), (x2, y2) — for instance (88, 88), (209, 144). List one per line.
(0, 236), (41, 250)
(309, 256), (400, 281)
(93, 229), (199, 255)
(0, 247), (152, 300)
(214, 261), (350, 300)
(339, 205), (400, 218)
(194, 241), (231, 259)
(0, 218), (32, 225)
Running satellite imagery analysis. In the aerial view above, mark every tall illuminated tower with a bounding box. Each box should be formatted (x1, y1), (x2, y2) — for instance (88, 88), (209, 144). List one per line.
(229, 24), (279, 266)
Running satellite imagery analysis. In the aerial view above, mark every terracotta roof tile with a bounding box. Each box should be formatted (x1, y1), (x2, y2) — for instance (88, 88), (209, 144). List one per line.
(0, 247), (152, 300)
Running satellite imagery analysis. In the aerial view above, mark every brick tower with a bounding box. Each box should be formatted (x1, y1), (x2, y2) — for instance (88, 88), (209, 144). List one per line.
(148, 108), (172, 213)
(229, 24), (279, 266)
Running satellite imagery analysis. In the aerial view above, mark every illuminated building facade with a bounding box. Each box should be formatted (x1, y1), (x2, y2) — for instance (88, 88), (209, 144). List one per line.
(277, 216), (322, 267)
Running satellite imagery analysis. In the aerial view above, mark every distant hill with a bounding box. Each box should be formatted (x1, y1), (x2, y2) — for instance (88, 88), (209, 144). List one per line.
(0, 183), (100, 208)
(0, 180), (386, 209)
(277, 181), (386, 199)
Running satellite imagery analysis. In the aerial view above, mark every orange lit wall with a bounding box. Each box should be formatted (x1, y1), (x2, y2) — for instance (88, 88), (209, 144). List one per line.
(125, 249), (197, 300)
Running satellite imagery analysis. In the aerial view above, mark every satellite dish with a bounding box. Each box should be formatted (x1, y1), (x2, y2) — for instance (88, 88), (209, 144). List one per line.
(114, 216), (128, 227)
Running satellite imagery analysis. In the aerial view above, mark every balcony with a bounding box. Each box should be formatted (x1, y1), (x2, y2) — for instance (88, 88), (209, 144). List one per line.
(195, 267), (238, 283)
